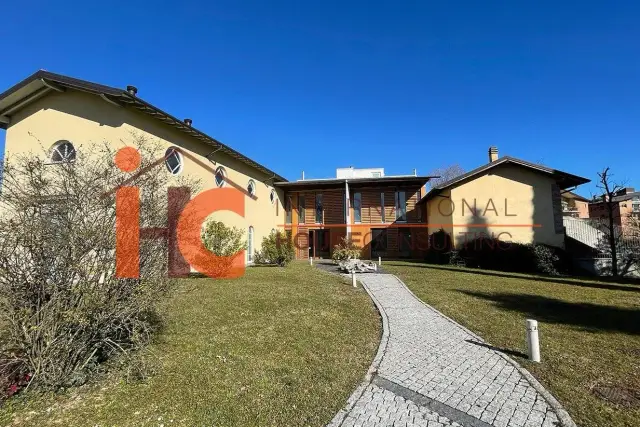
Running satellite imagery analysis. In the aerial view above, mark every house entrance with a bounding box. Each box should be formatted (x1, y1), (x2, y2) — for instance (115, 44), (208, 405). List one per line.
(309, 229), (331, 258)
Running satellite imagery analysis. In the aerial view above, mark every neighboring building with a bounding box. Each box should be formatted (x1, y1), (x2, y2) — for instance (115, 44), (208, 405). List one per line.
(418, 147), (590, 248)
(275, 168), (431, 259)
(589, 187), (640, 230)
(0, 71), (591, 263)
(561, 191), (590, 218)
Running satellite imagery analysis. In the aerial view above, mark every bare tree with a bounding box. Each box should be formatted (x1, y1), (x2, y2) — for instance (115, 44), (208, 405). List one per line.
(596, 167), (625, 277)
(0, 136), (199, 391)
(428, 164), (465, 188)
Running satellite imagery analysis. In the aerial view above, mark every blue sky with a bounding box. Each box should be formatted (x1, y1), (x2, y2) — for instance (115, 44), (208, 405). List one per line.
(1, 1), (638, 196)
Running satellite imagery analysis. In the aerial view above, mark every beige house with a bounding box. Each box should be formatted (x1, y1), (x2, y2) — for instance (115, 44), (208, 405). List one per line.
(419, 147), (590, 248)
(589, 187), (640, 231)
(0, 70), (287, 263)
(561, 191), (590, 218)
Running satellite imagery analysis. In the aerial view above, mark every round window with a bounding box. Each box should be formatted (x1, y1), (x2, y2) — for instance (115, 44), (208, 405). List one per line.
(50, 141), (77, 163)
(270, 189), (277, 204)
(247, 179), (256, 196)
(215, 167), (226, 187)
(164, 147), (183, 175)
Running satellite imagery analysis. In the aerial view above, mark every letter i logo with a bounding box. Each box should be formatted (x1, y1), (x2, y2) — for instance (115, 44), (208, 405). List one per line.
(115, 147), (142, 278)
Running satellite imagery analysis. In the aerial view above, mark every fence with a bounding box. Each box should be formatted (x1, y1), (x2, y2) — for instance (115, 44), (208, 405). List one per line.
(563, 217), (640, 276)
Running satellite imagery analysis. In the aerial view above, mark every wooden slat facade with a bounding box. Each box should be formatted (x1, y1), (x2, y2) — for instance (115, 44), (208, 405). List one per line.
(283, 184), (428, 260)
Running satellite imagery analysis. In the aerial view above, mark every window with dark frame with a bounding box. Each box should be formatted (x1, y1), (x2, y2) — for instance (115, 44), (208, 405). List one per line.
(298, 195), (305, 223)
(285, 196), (292, 224)
(315, 193), (323, 223)
(354, 192), (362, 223)
(395, 191), (406, 221)
(380, 192), (385, 223)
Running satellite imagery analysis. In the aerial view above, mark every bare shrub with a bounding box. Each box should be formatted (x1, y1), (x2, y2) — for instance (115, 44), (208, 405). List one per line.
(0, 136), (198, 391)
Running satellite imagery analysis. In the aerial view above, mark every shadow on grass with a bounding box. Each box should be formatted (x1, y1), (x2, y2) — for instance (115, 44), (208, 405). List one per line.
(464, 339), (528, 359)
(388, 261), (640, 294)
(459, 290), (640, 335)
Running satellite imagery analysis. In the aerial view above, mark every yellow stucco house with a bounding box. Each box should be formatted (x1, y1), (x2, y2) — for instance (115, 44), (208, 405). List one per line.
(0, 70), (287, 263)
(419, 147), (590, 248)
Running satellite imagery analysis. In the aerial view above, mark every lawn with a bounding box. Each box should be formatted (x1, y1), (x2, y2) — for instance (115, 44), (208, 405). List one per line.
(383, 261), (640, 427)
(0, 263), (380, 426)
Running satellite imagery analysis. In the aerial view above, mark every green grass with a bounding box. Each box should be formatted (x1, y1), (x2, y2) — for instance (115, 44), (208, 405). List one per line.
(383, 261), (640, 427)
(0, 263), (380, 426)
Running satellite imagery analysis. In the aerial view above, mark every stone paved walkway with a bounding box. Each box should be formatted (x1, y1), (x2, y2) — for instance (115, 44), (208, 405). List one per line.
(327, 273), (574, 427)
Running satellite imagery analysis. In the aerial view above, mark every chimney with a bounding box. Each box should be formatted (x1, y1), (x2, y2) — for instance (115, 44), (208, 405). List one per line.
(301, 171), (305, 180)
(413, 168), (417, 176)
(126, 85), (138, 96)
(184, 118), (192, 127)
(488, 146), (498, 163)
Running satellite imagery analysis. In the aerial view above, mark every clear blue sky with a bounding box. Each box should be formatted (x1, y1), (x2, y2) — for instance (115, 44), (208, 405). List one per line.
(1, 1), (639, 196)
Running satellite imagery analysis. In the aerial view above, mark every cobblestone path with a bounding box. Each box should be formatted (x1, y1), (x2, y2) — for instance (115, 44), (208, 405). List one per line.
(327, 274), (574, 427)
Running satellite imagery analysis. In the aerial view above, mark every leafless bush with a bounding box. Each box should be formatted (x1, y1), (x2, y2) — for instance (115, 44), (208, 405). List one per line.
(0, 136), (198, 391)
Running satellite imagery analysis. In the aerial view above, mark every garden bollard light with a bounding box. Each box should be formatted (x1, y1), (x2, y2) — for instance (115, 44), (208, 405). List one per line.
(378, 256), (382, 266)
(526, 319), (541, 363)
(352, 272), (357, 288)
(309, 256), (313, 266)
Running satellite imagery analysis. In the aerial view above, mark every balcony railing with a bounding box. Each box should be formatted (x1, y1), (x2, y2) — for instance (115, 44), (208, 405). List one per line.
(562, 207), (580, 218)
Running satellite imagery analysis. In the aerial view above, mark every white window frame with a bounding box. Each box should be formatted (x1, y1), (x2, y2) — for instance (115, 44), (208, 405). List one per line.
(49, 140), (77, 164)
(247, 179), (256, 196)
(215, 166), (227, 188)
(164, 147), (183, 175)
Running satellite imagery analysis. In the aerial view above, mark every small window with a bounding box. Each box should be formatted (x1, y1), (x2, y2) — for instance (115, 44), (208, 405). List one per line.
(395, 191), (407, 222)
(298, 195), (306, 223)
(247, 179), (256, 196)
(50, 141), (76, 163)
(315, 193), (323, 223)
(270, 189), (277, 204)
(215, 167), (226, 187)
(354, 193), (362, 223)
(372, 172), (382, 178)
(164, 147), (183, 175)
(380, 193), (385, 223)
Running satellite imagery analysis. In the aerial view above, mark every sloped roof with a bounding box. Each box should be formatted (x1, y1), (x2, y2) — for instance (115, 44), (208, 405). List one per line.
(418, 156), (590, 204)
(612, 191), (640, 203)
(0, 70), (287, 182)
(562, 190), (590, 203)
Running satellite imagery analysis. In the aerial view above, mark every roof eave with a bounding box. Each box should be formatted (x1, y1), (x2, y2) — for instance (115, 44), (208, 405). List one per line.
(0, 70), (287, 182)
(274, 175), (435, 189)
